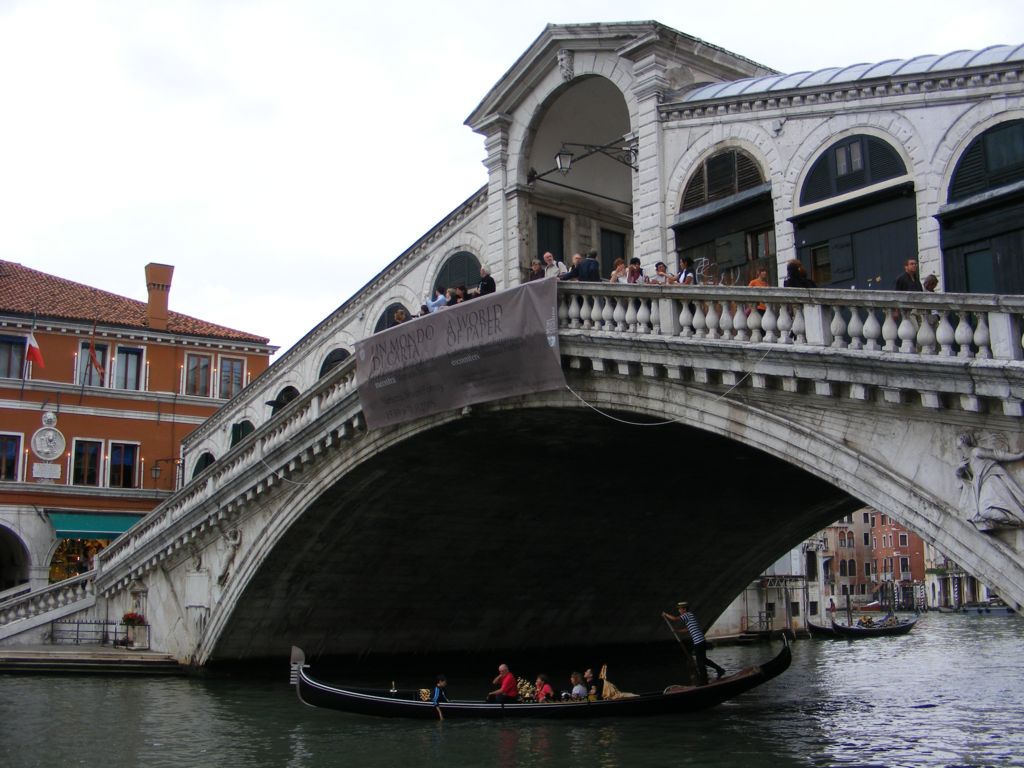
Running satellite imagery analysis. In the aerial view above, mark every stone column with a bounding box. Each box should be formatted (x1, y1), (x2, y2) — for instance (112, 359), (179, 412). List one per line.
(478, 114), (514, 288)
(630, 52), (670, 268)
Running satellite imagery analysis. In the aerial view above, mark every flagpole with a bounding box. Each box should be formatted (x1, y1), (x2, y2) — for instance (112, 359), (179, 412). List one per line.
(19, 313), (36, 401)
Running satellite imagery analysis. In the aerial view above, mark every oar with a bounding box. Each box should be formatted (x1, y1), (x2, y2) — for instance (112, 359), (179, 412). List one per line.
(662, 613), (698, 685)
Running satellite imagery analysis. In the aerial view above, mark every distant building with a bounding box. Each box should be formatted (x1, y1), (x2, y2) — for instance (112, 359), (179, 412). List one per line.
(0, 261), (275, 595)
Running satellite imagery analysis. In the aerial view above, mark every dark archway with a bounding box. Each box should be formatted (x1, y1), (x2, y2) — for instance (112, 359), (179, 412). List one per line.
(192, 451), (216, 479)
(792, 134), (913, 290)
(230, 420), (255, 448)
(318, 349), (351, 379)
(940, 119), (1024, 293)
(213, 408), (856, 659)
(268, 386), (300, 416)
(673, 147), (774, 285)
(0, 525), (28, 591)
(374, 304), (411, 334)
(432, 252), (481, 296)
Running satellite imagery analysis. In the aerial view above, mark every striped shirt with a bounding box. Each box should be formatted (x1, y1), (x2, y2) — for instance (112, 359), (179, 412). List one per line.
(680, 611), (705, 645)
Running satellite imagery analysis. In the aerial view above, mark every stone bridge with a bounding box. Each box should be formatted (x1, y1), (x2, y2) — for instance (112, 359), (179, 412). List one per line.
(2, 283), (1023, 665)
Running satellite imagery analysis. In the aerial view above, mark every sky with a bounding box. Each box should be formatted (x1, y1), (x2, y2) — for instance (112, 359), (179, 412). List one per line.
(1, 1), (1022, 358)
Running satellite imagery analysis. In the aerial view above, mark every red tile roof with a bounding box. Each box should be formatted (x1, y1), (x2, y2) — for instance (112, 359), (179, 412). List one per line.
(0, 260), (270, 345)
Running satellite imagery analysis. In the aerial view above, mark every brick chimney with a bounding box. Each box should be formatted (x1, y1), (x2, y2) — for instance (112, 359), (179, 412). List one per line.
(145, 263), (174, 331)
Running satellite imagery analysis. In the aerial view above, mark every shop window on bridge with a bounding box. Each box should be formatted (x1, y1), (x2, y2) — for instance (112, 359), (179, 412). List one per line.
(0, 434), (21, 481)
(72, 439), (102, 486)
(318, 348), (350, 378)
(192, 451), (216, 479)
(433, 251), (482, 296)
(49, 538), (104, 583)
(0, 335), (26, 379)
(674, 148), (775, 285)
(941, 120), (1024, 294)
(374, 303), (411, 334)
(108, 442), (139, 489)
(793, 135), (913, 289)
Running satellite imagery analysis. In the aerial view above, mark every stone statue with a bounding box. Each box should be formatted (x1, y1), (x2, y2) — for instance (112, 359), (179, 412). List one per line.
(956, 432), (1024, 530)
(558, 49), (574, 81)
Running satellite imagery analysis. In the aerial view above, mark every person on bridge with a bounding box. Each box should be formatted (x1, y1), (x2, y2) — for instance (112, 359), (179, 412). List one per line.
(560, 251), (601, 282)
(543, 251), (568, 278)
(488, 663), (519, 703)
(476, 265), (497, 296)
(662, 601), (726, 685)
(894, 258), (923, 291)
(677, 257), (698, 285)
(783, 259), (816, 288)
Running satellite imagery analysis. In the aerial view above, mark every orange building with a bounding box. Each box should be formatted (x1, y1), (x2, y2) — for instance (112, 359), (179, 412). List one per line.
(0, 261), (274, 594)
(869, 510), (927, 607)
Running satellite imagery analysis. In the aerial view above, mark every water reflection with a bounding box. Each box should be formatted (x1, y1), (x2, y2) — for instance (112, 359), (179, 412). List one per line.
(3, 614), (1022, 768)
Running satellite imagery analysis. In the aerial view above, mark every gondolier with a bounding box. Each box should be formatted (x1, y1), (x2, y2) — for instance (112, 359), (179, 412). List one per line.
(662, 601), (726, 685)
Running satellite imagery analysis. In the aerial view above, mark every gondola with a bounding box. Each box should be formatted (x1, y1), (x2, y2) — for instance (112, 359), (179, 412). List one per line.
(830, 615), (917, 638)
(807, 620), (838, 638)
(289, 640), (791, 720)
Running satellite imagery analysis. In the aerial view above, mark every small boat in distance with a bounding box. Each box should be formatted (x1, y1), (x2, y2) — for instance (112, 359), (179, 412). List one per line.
(830, 615), (917, 639)
(289, 640), (791, 720)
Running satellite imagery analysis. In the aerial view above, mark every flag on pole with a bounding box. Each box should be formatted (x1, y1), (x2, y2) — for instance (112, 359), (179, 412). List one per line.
(88, 321), (104, 386)
(25, 332), (44, 368)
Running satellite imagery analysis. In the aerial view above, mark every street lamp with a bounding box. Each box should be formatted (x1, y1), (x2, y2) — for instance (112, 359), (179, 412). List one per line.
(150, 458), (183, 488)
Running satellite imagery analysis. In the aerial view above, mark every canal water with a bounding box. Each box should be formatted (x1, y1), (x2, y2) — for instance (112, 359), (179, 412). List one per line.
(3, 613), (1022, 768)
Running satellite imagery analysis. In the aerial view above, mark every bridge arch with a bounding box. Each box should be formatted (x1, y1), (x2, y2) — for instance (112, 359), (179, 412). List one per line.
(189, 367), (1015, 662)
(0, 522), (29, 591)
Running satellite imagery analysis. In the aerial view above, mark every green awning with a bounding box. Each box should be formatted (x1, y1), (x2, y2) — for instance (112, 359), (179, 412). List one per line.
(47, 512), (145, 540)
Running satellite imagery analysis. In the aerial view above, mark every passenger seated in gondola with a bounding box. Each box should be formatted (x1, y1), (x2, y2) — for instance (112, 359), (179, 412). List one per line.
(583, 668), (604, 700)
(487, 663), (519, 703)
(569, 671), (587, 700)
(534, 674), (554, 702)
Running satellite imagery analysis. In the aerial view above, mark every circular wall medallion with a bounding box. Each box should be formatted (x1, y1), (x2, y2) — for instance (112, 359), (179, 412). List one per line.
(31, 426), (66, 461)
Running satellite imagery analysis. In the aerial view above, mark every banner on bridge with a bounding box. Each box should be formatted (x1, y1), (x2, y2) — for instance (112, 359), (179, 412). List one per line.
(355, 278), (565, 430)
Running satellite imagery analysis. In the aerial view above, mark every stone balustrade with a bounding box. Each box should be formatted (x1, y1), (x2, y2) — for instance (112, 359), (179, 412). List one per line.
(0, 573), (94, 629)
(557, 283), (1024, 361)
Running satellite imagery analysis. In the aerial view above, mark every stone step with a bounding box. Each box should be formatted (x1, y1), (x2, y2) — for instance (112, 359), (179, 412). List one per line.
(0, 645), (184, 675)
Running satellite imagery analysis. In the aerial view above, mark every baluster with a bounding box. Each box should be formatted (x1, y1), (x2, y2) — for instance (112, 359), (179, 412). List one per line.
(974, 314), (991, 359)
(568, 295), (581, 329)
(882, 310), (899, 352)
(777, 304), (792, 344)
(719, 301), (734, 340)
(705, 302), (721, 340)
(557, 294), (569, 328)
(762, 304), (778, 343)
(863, 309), (882, 351)
(954, 311), (975, 358)
(651, 299), (662, 336)
(625, 298), (638, 333)
(733, 303), (749, 341)
(579, 295), (593, 330)
(678, 300), (693, 337)
(917, 312), (937, 355)
(792, 305), (807, 345)
(590, 295), (604, 329)
(847, 307), (864, 350)
(602, 295), (615, 331)
(636, 298), (651, 334)
(830, 306), (848, 349)
(746, 305), (762, 343)
(693, 301), (708, 339)
(936, 312), (956, 356)
(613, 296), (627, 331)
(897, 310), (917, 354)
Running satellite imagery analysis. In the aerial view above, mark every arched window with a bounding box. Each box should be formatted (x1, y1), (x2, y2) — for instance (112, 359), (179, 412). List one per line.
(374, 303), (411, 334)
(192, 452), (216, 479)
(681, 148), (764, 211)
(848, 560), (857, 577)
(949, 120), (1024, 202)
(267, 386), (300, 416)
(318, 348), (351, 378)
(433, 251), (481, 295)
(839, 560), (848, 577)
(230, 420), (255, 447)
(800, 135), (907, 206)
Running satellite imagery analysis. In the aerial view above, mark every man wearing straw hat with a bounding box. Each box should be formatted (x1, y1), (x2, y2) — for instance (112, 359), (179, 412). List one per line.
(662, 601), (726, 685)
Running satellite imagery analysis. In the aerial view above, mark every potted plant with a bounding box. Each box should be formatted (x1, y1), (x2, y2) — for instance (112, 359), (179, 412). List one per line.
(122, 611), (146, 626)
(121, 612), (148, 649)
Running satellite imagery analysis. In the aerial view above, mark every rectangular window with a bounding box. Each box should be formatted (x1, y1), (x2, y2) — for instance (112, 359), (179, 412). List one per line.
(863, 512), (869, 523)
(881, 515), (888, 526)
(108, 442), (138, 489)
(790, 601), (800, 617)
(811, 244), (831, 284)
(185, 353), (212, 397)
(899, 533), (908, 547)
(863, 532), (870, 546)
(536, 213), (565, 264)
(765, 602), (775, 618)
(872, 536), (877, 548)
(79, 342), (108, 386)
(0, 336), (26, 378)
(899, 557), (910, 577)
(600, 229), (627, 279)
(0, 434), (20, 481)
(114, 347), (143, 390)
(871, 515), (876, 528)
(809, 600), (819, 616)
(72, 440), (103, 486)
(218, 357), (245, 400)
(860, 584), (867, 595)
